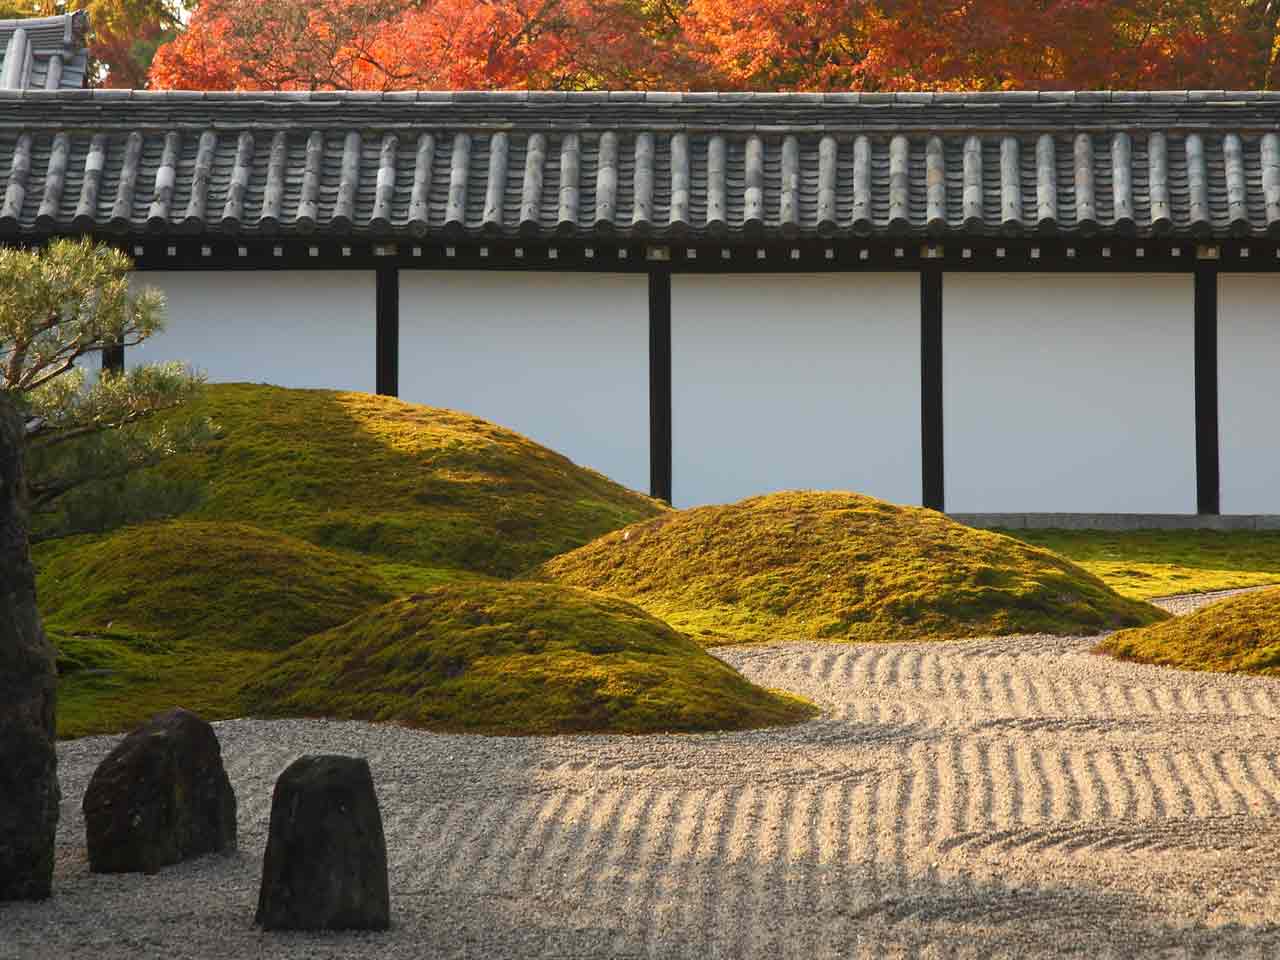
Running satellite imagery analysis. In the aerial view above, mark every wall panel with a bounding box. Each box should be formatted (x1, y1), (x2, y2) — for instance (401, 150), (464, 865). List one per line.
(1218, 275), (1280, 515)
(670, 273), (922, 508)
(399, 271), (650, 494)
(944, 273), (1196, 514)
(129, 271), (376, 391)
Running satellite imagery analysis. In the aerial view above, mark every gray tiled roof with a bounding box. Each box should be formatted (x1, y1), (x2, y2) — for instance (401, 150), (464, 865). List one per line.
(0, 12), (88, 92)
(4, 89), (1280, 239)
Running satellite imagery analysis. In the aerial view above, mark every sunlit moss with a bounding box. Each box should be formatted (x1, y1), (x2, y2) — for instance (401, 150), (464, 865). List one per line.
(245, 580), (817, 735)
(536, 491), (1167, 645)
(1097, 588), (1280, 675)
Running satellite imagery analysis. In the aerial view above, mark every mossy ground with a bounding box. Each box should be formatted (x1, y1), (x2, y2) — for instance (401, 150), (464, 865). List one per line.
(245, 580), (816, 735)
(37, 520), (419, 738)
(1097, 588), (1280, 675)
(1009, 530), (1280, 600)
(39, 386), (815, 739)
(536, 492), (1167, 646)
(153, 383), (665, 577)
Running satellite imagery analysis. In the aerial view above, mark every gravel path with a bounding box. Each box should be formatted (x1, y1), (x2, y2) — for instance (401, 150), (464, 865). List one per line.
(5, 590), (1280, 958)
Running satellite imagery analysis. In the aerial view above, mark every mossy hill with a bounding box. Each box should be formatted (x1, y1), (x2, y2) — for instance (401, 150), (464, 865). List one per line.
(38, 520), (405, 738)
(155, 383), (665, 577)
(1097, 588), (1280, 675)
(535, 491), (1167, 645)
(245, 580), (815, 735)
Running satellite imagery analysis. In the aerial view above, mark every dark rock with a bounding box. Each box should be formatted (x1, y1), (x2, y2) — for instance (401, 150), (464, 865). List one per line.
(82, 708), (236, 874)
(256, 755), (390, 931)
(0, 394), (59, 901)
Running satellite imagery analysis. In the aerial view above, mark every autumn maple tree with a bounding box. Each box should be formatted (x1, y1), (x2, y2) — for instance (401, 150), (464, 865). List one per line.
(0, 0), (1267, 92)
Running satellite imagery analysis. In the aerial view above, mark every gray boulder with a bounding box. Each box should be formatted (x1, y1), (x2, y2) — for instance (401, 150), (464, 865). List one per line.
(256, 755), (390, 931)
(82, 708), (236, 874)
(0, 396), (59, 901)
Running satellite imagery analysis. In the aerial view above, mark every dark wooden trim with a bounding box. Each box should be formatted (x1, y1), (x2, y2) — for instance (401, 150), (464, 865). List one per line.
(375, 265), (399, 397)
(13, 233), (1278, 275)
(101, 342), (125, 374)
(1194, 265), (1221, 515)
(648, 268), (672, 504)
(921, 268), (945, 511)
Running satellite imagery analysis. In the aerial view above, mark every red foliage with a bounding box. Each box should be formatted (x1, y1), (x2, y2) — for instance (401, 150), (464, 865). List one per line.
(148, 0), (1280, 91)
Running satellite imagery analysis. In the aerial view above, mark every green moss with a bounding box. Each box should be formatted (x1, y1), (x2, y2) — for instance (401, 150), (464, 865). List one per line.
(535, 491), (1167, 645)
(1098, 588), (1280, 675)
(245, 580), (816, 735)
(152, 383), (665, 577)
(37, 520), (408, 738)
(1008, 529), (1280, 600)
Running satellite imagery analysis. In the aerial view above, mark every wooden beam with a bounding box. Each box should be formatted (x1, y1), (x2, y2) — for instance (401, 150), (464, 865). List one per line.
(376, 266), (399, 397)
(1194, 264), (1220, 515)
(648, 269), (672, 504)
(921, 268), (944, 511)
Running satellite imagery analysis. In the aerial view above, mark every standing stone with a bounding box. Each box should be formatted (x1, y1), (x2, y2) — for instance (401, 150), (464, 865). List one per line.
(0, 394), (59, 901)
(256, 755), (390, 931)
(82, 708), (236, 874)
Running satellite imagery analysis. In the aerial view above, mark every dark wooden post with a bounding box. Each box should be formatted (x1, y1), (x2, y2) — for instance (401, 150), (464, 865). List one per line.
(1194, 262), (1220, 515)
(375, 266), (399, 397)
(648, 269), (672, 504)
(921, 268), (945, 512)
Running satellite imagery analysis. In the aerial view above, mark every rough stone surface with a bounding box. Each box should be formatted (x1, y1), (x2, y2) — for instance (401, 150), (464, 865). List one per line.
(82, 708), (236, 874)
(0, 394), (59, 901)
(256, 754), (390, 931)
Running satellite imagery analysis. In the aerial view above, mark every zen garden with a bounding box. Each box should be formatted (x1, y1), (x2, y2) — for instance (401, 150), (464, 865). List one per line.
(5, 4), (1280, 960)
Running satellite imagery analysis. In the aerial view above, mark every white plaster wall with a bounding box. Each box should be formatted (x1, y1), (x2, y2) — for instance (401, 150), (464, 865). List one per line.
(670, 273), (922, 508)
(944, 273), (1196, 514)
(398, 272), (650, 494)
(1218, 275), (1280, 515)
(128, 271), (377, 391)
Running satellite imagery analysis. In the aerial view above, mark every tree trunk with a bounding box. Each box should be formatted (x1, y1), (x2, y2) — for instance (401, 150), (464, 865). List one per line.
(0, 392), (59, 900)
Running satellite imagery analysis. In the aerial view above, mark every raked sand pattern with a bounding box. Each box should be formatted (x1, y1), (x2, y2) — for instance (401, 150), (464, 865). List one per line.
(5, 591), (1280, 959)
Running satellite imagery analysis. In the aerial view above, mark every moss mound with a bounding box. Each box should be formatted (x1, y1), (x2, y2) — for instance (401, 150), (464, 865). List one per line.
(1098, 588), (1280, 675)
(38, 520), (400, 737)
(536, 491), (1167, 645)
(245, 580), (816, 735)
(157, 383), (664, 577)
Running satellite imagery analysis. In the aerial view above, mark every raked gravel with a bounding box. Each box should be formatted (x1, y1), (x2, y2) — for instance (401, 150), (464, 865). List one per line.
(4, 588), (1280, 959)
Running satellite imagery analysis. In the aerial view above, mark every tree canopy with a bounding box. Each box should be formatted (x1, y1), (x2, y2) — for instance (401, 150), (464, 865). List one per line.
(146, 0), (1280, 92)
(0, 239), (209, 535)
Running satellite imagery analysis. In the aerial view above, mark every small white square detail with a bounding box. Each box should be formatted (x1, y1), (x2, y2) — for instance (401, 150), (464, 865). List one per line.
(790, 248), (800, 260)
(618, 247), (628, 259)
(1031, 247), (1041, 259)
(585, 247), (595, 259)
(686, 248), (697, 260)
(1136, 247), (1145, 258)
(133, 245), (144, 257)
(894, 247), (904, 258)
(412, 246), (422, 257)
(480, 246), (489, 258)
(1067, 247), (1077, 258)
(757, 248), (766, 259)
(167, 245), (177, 257)
(1102, 246), (1112, 258)
(549, 248), (559, 260)
(342, 246), (351, 258)
(996, 247), (1006, 258)
(1241, 247), (1251, 258)
(515, 247), (524, 258)
(238, 246), (248, 257)
(721, 248), (731, 260)
(962, 248), (972, 259)
(273, 246), (283, 257)
(308, 246), (319, 258)
(1172, 246), (1182, 257)
(825, 248), (835, 260)
(859, 249), (870, 261)
(446, 246), (456, 258)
